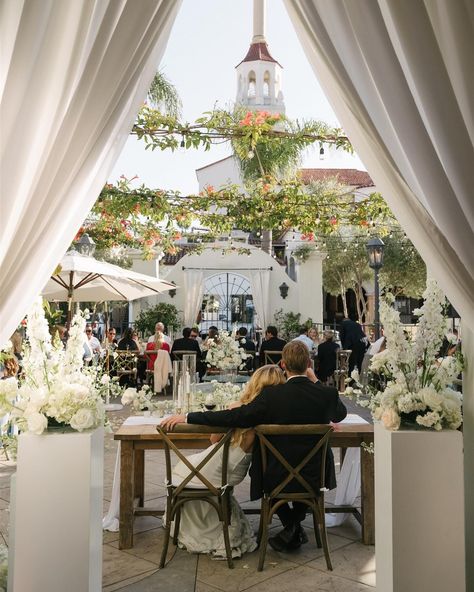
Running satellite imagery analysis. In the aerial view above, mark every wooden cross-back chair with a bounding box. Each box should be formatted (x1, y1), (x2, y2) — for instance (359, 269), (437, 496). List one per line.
(263, 350), (283, 366)
(254, 424), (334, 572)
(114, 350), (138, 385)
(156, 424), (235, 569)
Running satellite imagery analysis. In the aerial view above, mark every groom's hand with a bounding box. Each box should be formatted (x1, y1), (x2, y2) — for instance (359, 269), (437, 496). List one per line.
(160, 414), (186, 430)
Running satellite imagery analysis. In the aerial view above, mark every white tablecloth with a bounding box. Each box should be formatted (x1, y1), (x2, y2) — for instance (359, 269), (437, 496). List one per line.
(102, 414), (367, 532)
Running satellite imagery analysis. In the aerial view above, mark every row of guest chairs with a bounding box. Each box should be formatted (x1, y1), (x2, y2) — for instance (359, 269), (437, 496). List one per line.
(156, 423), (334, 572)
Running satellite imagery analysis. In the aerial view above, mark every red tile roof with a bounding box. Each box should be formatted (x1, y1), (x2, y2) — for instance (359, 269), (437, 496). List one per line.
(299, 168), (374, 188)
(236, 42), (282, 68)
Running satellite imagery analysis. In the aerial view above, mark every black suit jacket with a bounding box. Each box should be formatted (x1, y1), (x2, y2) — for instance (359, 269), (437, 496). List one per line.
(171, 337), (202, 359)
(187, 376), (347, 500)
(316, 341), (340, 381)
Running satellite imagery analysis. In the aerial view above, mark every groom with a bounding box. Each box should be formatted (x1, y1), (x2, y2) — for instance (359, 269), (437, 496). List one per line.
(161, 340), (347, 552)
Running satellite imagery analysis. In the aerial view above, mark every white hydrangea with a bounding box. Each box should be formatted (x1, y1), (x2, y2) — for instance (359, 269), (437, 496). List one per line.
(205, 331), (248, 371)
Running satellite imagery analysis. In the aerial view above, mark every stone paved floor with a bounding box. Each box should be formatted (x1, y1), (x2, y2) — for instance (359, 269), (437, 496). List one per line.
(0, 396), (375, 591)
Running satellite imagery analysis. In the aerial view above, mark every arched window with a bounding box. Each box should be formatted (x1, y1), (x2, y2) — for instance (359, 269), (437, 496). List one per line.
(263, 71), (270, 97)
(248, 71), (256, 98)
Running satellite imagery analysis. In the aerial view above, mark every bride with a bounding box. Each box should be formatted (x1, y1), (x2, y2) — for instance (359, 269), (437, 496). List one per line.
(170, 365), (285, 558)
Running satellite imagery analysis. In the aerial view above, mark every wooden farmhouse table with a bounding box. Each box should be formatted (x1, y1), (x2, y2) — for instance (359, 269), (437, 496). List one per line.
(114, 421), (374, 550)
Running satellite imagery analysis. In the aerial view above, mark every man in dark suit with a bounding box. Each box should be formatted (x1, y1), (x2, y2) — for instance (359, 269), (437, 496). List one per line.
(171, 327), (205, 378)
(339, 317), (369, 373)
(316, 330), (340, 383)
(259, 325), (286, 366)
(162, 341), (347, 552)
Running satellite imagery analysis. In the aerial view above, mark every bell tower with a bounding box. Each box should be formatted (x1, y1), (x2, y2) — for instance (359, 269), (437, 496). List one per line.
(235, 0), (285, 115)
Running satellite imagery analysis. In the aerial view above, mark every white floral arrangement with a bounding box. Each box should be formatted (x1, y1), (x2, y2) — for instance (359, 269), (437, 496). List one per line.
(121, 384), (155, 412)
(193, 381), (243, 409)
(345, 280), (463, 431)
(203, 331), (248, 371)
(0, 298), (108, 435)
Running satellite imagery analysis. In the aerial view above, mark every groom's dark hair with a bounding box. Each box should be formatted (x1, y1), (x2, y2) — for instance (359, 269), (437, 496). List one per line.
(282, 341), (310, 374)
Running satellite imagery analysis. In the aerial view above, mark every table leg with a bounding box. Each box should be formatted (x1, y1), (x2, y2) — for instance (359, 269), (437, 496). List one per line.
(360, 440), (375, 545)
(134, 449), (145, 507)
(119, 440), (134, 549)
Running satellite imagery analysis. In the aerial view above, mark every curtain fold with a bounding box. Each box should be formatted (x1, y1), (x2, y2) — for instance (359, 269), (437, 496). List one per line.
(183, 270), (204, 327)
(283, 1), (474, 583)
(0, 0), (181, 344)
(249, 269), (270, 331)
(284, 0), (474, 329)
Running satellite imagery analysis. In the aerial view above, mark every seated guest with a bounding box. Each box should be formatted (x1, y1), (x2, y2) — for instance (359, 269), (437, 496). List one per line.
(308, 327), (320, 349)
(172, 327), (202, 357)
(145, 328), (170, 370)
(117, 328), (139, 351)
(147, 321), (171, 347)
(292, 326), (315, 352)
(105, 327), (118, 351)
(172, 327), (205, 379)
(259, 325), (286, 366)
(85, 325), (102, 355)
(202, 326), (219, 349)
(237, 327), (256, 372)
(316, 330), (340, 383)
(190, 327), (202, 348)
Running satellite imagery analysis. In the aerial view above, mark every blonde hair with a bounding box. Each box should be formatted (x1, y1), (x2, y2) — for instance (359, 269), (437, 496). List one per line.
(232, 365), (285, 447)
(153, 330), (164, 350)
(3, 356), (19, 378)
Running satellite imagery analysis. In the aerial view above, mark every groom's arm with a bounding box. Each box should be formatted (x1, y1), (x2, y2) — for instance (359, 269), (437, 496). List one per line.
(187, 391), (268, 428)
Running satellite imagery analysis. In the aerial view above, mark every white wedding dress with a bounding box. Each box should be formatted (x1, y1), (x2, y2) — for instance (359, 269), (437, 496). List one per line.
(170, 442), (257, 558)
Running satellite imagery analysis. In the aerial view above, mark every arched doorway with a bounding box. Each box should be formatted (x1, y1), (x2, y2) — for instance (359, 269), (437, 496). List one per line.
(201, 272), (254, 333)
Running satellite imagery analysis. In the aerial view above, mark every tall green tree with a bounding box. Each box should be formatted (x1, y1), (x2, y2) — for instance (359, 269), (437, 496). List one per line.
(380, 233), (426, 297)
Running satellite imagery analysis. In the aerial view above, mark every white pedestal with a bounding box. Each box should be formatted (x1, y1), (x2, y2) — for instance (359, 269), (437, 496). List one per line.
(8, 428), (104, 592)
(375, 423), (465, 592)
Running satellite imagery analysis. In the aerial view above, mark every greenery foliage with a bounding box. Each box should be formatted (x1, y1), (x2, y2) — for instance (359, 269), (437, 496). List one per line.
(273, 309), (313, 341)
(146, 71), (182, 118)
(134, 303), (180, 337)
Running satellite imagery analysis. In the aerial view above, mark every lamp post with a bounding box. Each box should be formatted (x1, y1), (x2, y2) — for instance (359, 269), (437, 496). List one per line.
(77, 233), (96, 257)
(366, 237), (385, 340)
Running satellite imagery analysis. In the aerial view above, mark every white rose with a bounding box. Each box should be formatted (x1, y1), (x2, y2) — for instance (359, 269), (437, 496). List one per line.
(121, 388), (137, 405)
(100, 374), (111, 384)
(381, 408), (400, 430)
(26, 412), (48, 435)
(70, 408), (95, 431)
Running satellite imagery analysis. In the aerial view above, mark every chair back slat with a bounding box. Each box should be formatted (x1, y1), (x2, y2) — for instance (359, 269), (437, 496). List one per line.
(263, 350), (283, 365)
(157, 425), (233, 496)
(255, 424), (333, 498)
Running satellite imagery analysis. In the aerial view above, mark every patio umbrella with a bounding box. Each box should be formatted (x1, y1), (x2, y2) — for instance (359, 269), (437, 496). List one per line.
(41, 250), (177, 312)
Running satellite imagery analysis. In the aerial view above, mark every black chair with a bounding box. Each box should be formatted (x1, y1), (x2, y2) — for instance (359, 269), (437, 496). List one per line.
(254, 424), (334, 571)
(156, 424), (235, 569)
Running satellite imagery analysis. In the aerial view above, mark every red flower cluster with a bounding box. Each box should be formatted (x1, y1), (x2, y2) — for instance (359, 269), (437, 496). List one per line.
(239, 110), (280, 127)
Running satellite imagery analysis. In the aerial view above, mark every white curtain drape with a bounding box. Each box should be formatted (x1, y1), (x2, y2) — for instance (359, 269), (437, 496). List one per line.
(0, 0), (181, 345)
(284, 0), (474, 328)
(284, 1), (474, 584)
(249, 269), (270, 331)
(183, 270), (204, 327)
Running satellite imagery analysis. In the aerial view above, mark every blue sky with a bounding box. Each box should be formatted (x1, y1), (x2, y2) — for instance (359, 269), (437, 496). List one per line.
(110, 0), (363, 194)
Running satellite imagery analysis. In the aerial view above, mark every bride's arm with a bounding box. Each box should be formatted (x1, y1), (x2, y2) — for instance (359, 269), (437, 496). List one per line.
(209, 401), (242, 443)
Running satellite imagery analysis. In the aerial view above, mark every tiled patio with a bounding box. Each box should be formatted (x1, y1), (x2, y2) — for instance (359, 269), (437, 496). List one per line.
(0, 397), (375, 591)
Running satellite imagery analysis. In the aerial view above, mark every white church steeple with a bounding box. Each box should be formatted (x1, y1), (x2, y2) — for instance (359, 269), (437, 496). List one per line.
(235, 0), (285, 115)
